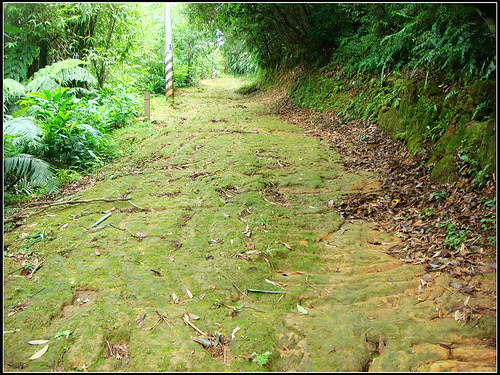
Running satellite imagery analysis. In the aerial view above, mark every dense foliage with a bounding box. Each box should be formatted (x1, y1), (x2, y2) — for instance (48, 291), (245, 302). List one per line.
(3, 3), (221, 202)
(188, 3), (496, 81)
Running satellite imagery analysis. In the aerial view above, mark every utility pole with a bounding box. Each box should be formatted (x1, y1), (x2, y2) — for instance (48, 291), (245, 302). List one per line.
(164, 3), (174, 104)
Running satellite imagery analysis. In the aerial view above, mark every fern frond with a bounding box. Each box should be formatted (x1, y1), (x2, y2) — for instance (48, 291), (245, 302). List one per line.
(4, 153), (58, 193)
(57, 66), (98, 87)
(3, 78), (26, 102)
(3, 116), (42, 148)
(25, 59), (97, 93)
(25, 75), (60, 93)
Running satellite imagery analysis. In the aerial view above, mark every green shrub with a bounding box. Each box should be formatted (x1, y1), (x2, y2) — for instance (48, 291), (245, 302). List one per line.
(17, 88), (106, 169)
(97, 85), (141, 129)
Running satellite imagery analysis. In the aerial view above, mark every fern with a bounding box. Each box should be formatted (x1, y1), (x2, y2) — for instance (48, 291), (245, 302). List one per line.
(3, 78), (27, 103)
(4, 153), (58, 193)
(25, 59), (98, 93)
(3, 116), (42, 149)
(4, 117), (58, 193)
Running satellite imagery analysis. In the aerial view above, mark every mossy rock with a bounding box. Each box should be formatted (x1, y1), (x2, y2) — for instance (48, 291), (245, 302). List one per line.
(430, 154), (458, 183)
(377, 106), (402, 138)
(469, 80), (495, 106)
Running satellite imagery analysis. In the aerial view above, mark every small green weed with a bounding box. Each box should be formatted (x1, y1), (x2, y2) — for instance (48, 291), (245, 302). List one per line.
(251, 351), (272, 366)
(442, 221), (479, 250)
(431, 192), (447, 202)
(19, 231), (44, 252)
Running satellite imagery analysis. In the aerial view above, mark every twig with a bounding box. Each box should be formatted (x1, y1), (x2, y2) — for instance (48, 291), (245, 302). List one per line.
(109, 224), (144, 238)
(28, 259), (47, 278)
(155, 310), (172, 329)
(28, 287), (45, 299)
(182, 314), (207, 336)
(127, 200), (145, 211)
(214, 265), (246, 297)
(90, 212), (112, 228)
(105, 340), (114, 357)
(305, 274), (321, 292)
(144, 318), (161, 331)
(247, 289), (284, 294)
(437, 284), (478, 313)
(276, 292), (286, 303)
(222, 303), (266, 313)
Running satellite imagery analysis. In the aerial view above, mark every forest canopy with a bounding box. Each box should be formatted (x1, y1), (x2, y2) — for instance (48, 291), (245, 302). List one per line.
(187, 2), (496, 81)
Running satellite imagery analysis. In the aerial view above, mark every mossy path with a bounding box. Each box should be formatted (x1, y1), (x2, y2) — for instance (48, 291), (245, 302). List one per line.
(3, 78), (496, 372)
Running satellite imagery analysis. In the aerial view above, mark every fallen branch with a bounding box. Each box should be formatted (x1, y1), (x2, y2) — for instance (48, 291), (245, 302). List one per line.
(29, 196), (131, 208)
(4, 197), (131, 225)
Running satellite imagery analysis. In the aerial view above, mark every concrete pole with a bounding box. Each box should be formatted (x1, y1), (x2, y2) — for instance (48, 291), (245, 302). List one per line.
(164, 3), (174, 104)
(144, 91), (150, 120)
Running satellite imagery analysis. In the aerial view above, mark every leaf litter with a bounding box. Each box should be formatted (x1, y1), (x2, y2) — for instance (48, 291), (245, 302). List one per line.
(271, 96), (496, 309)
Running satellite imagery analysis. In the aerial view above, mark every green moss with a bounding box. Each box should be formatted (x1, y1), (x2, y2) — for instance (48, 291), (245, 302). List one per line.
(2, 78), (495, 372)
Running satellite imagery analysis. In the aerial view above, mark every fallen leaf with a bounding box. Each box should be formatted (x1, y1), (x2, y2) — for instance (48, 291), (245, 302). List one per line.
(188, 312), (200, 320)
(29, 344), (48, 360)
(192, 336), (212, 348)
(298, 240), (308, 246)
(28, 340), (49, 345)
(479, 352), (496, 360)
(60, 223), (68, 230)
(198, 293), (206, 300)
(421, 274), (433, 282)
(135, 314), (146, 328)
(282, 242), (292, 250)
(94, 249), (100, 256)
(135, 231), (148, 238)
(151, 269), (163, 277)
(297, 304), (308, 315)
(171, 292), (179, 304)
(231, 326), (240, 339)
(185, 288), (193, 299)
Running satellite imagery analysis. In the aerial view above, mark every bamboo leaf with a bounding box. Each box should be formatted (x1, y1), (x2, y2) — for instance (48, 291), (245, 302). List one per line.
(28, 340), (49, 345)
(90, 212), (112, 228)
(297, 304), (308, 315)
(29, 344), (48, 360)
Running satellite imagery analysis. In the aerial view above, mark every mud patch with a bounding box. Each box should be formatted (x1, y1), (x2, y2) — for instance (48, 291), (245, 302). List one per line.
(61, 290), (98, 318)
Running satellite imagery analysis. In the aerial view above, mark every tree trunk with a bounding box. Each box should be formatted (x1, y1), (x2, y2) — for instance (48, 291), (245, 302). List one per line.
(98, 4), (117, 88)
